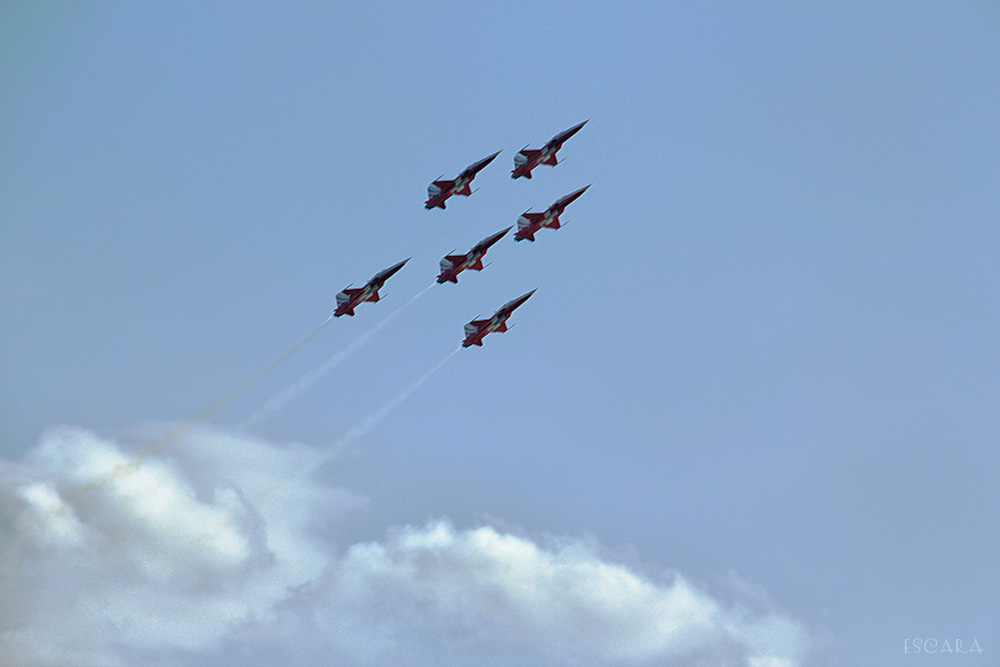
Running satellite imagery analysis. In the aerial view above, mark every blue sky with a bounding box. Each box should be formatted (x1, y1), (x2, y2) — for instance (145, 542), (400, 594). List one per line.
(2, 2), (998, 666)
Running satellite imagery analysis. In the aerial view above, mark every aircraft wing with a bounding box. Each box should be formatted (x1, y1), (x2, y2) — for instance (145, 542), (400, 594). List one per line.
(464, 319), (489, 336)
(517, 212), (545, 231)
(441, 255), (466, 271)
(336, 288), (363, 305)
(514, 149), (541, 167)
(428, 180), (454, 197)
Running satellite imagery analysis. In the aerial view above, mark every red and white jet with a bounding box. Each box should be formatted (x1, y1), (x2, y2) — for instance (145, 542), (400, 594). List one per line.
(511, 120), (588, 179)
(333, 258), (410, 317)
(425, 150), (502, 210)
(437, 226), (513, 284)
(462, 290), (536, 347)
(513, 185), (590, 242)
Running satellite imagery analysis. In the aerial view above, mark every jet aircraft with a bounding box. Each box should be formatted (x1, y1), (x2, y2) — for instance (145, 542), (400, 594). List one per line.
(462, 289), (536, 347)
(437, 226), (513, 284)
(513, 185), (591, 242)
(511, 120), (588, 179)
(333, 258), (410, 317)
(425, 151), (501, 209)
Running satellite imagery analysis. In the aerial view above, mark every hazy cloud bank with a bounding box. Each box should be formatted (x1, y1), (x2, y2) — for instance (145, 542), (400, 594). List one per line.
(0, 427), (811, 667)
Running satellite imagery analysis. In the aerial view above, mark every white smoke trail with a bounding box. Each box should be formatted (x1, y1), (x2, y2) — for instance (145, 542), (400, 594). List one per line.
(82, 317), (334, 493)
(11, 316), (331, 543)
(322, 346), (461, 462)
(27, 294), (427, 552)
(238, 283), (436, 430)
(100, 345), (457, 578)
(229, 346), (462, 513)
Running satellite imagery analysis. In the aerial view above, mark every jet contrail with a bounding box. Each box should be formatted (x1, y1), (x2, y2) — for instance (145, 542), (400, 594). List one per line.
(323, 346), (461, 463)
(174, 346), (462, 552)
(238, 283), (436, 430)
(83, 316), (334, 493)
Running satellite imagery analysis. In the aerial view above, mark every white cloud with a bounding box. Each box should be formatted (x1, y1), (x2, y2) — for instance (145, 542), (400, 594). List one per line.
(0, 427), (812, 667)
(0, 426), (356, 667)
(303, 521), (811, 666)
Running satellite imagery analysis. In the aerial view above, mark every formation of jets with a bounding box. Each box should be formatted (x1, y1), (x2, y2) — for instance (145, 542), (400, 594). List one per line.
(336, 122), (589, 346)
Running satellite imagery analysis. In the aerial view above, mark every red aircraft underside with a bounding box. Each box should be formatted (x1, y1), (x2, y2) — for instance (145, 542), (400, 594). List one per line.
(333, 258), (409, 317)
(511, 120), (587, 179)
(513, 185), (589, 242)
(437, 226), (512, 283)
(425, 179), (472, 209)
(462, 290), (536, 347)
(425, 150), (501, 209)
(511, 149), (559, 179)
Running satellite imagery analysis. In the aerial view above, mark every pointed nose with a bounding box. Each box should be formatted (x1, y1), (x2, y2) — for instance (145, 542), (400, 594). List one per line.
(516, 289), (538, 304)
(488, 226), (514, 243)
(380, 257), (410, 278)
(476, 150), (502, 169)
(558, 185), (590, 206)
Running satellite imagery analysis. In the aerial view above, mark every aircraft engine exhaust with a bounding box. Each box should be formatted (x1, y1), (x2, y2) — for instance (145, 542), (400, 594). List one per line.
(82, 317), (334, 493)
(238, 283), (436, 430)
(324, 346), (461, 463)
(230, 345), (461, 511)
